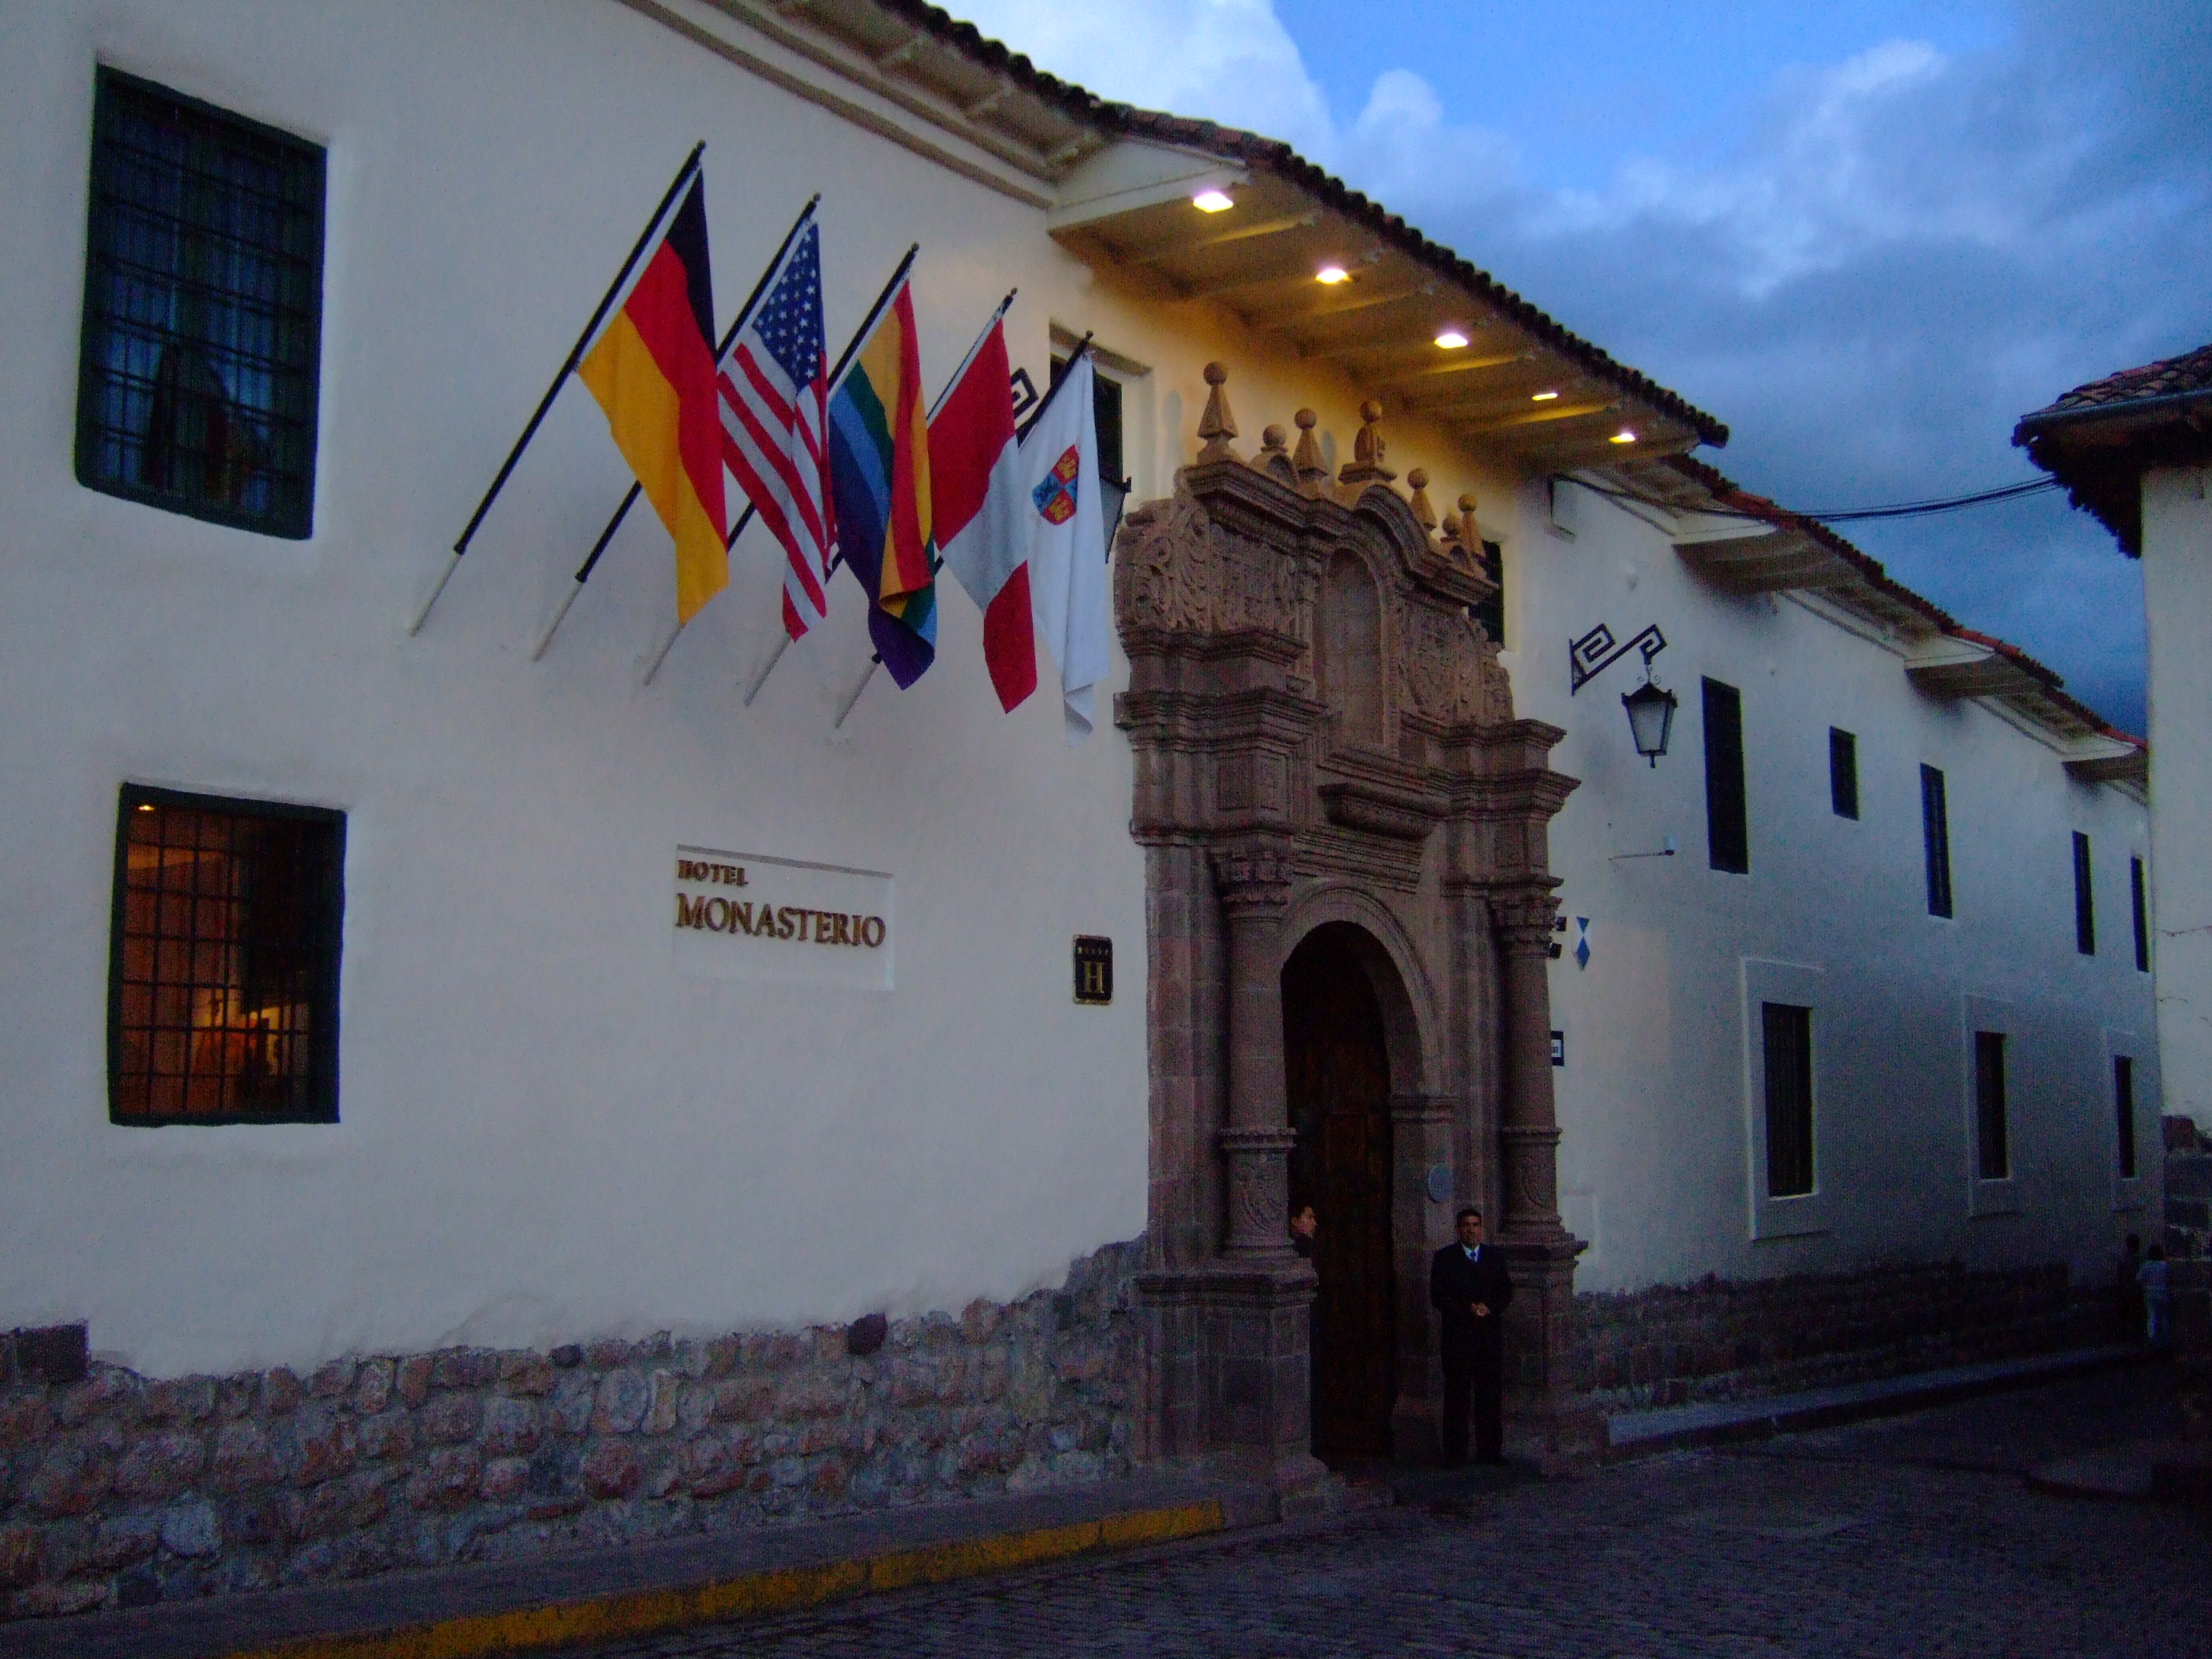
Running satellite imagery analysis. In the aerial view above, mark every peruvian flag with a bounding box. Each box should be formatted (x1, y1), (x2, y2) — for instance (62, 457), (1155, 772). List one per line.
(928, 319), (1033, 711)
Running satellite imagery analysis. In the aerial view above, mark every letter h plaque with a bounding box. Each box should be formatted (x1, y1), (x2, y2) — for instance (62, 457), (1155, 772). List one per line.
(1073, 935), (1113, 1005)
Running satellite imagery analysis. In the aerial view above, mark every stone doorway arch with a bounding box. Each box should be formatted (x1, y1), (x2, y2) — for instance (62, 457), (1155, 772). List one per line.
(1118, 370), (1591, 1492)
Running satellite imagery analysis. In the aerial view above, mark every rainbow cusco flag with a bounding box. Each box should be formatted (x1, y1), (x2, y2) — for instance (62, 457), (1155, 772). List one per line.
(827, 281), (937, 687)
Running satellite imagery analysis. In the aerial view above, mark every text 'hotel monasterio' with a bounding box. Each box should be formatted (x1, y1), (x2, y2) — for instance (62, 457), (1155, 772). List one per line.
(674, 861), (886, 949)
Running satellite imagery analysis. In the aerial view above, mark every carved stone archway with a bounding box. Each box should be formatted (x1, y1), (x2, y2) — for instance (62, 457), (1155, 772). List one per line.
(1116, 373), (1591, 1489)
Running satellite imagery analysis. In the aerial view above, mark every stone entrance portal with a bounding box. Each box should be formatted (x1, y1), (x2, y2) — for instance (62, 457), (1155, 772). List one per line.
(1285, 923), (1396, 1462)
(1117, 370), (1591, 1492)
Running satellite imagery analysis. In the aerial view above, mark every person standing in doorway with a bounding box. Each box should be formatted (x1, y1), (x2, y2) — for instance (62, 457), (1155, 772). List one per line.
(1431, 1206), (1513, 1466)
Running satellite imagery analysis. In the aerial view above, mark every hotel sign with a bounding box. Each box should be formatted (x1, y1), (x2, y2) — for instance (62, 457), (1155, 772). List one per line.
(672, 846), (892, 989)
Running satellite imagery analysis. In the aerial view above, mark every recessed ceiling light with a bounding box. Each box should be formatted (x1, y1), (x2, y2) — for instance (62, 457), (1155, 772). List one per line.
(1315, 265), (1350, 285)
(1531, 389), (1560, 402)
(1191, 190), (1234, 214)
(1434, 329), (1469, 350)
(1609, 429), (1637, 444)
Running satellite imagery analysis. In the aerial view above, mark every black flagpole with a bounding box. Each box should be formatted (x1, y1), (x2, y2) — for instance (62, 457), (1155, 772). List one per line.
(413, 141), (705, 634)
(533, 193), (823, 661)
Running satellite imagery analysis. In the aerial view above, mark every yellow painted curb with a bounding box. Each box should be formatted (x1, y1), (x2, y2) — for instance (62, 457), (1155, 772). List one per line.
(229, 1499), (1226, 1659)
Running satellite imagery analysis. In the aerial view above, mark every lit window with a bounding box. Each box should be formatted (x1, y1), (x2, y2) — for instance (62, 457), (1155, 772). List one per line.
(110, 785), (343, 1125)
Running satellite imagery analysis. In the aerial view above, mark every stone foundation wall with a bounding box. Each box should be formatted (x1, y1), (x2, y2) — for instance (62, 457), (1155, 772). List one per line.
(1573, 1258), (2119, 1412)
(2164, 1117), (2212, 1444)
(0, 1240), (1143, 1621)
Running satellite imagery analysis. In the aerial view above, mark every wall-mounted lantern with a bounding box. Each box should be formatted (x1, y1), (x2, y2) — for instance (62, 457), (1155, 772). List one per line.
(1621, 677), (1678, 767)
(1570, 619), (1675, 766)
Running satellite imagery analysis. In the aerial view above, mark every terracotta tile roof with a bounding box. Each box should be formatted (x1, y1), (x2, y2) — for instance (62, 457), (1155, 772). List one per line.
(868, 2), (1727, 447)
(1661, 455), (2141, 747)
(2014, 341), (2212, 555)
(2026, 343), (2212, 418)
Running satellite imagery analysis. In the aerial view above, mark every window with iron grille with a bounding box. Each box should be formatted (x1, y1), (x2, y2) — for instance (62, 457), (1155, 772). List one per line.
(1828, 728), (1859, 819)
(75, 68), (325, 538)
(2132, 857), (2150, 972)
(2072, 832), (2095, 955)
(1921, 765), (1953, 918)
(1762, 1002), (1814, 1198)
(1974, 1030), (2008, 1181)
(2114, 1054), (2137, 1180)
(1702, 679), (1748, 873)
(109, 786), (343, 1125)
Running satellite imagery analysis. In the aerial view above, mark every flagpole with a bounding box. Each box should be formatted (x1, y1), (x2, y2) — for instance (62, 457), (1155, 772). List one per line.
(822, 288), (1019, 726)
(532, 194), (821, 662)
(414, 142), (704, 635)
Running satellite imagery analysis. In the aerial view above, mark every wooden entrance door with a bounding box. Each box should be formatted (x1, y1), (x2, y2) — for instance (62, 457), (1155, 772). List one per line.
(1282, 924), (1395, 1462)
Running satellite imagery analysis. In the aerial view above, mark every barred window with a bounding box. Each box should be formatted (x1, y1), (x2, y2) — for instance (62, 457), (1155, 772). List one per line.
(1974, 1030), (2008, 1181)
(110, 787), (343, 1125)
(75, 68), (325, 537)
(1762, 1002), (1814, 1198)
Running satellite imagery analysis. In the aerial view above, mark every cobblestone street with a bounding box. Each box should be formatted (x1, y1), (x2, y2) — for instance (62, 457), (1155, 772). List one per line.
(568, 1369), (2206, 1659)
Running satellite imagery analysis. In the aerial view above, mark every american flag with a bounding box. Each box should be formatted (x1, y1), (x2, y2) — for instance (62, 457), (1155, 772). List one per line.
(718, 222), (830, 638)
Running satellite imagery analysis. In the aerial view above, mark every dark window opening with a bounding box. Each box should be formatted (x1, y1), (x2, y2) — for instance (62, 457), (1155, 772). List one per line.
(2073, 832), (2095, 955)
(2132, 857), (2150, 972)
(1974, 1030), (2008, 1181)
(1762, 1003), (1814, 1198)
(2114, 1054), (2137, 1180)
(1702, 678), (1748, 874)
(1049, 352), (1125, 486)
(1829, 728), (1859, 819)
(109, 785), (343, 1124)
(75, 68), (325, 537)
(1470, 539), (1505, 646)
(1921, 765), (1953, 918)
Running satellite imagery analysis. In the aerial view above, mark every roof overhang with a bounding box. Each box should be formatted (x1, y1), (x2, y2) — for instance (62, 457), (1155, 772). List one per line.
(2015, 385), (2212, 558)
(1904, 635), (2043, 699)
(1049, 138), (1720, 474)
(2062, 734), (2150, 787)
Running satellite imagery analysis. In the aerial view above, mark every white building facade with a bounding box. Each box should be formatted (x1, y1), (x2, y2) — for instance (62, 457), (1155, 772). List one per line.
(0, 0), (2155, 1618)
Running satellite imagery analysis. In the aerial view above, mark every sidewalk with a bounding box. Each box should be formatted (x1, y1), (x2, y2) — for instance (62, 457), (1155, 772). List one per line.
(1603, 1344), (2141, 1457)
(0, 1474), (1280, 1659)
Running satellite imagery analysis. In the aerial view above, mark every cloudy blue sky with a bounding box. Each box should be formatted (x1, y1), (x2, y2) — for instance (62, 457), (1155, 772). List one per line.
(955, 0), (2212, 732)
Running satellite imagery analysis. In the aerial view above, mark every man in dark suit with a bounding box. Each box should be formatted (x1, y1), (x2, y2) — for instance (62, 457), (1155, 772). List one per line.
(1430, 1206), (1514, 1466)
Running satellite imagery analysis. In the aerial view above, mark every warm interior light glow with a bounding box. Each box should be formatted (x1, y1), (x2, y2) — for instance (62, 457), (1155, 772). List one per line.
(1315, 265), (1350, 285)
(1531, 389), (1560, 402)
(1191, 190), (1235, 213)
(1434, 330), (1469, 350)
(1610, 429), (1637, 444)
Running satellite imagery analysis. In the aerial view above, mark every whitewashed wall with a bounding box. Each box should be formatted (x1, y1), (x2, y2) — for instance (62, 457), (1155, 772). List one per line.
(1511, 479), (2159, 1292)
(2141, 467), (2212, 1132)
(0, 0), (1181, 1379)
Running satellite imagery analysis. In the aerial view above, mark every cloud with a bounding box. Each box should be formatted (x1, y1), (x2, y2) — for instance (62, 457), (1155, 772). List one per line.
(953, 0), (2208, 730)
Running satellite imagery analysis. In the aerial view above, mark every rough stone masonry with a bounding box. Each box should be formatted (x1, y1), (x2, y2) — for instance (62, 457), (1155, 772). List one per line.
(0, 1242), (1141, 1620)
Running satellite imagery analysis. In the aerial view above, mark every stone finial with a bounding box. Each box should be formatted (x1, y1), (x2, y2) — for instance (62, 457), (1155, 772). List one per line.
(1254, 423), (1293, 483)
(1337, 398), (1396, 494)
(1291, 408), (1328, 497)
(1457, 492), (1480, 552)
(1406, 467), (1438, 535)
(1196, 362), (1240, 464)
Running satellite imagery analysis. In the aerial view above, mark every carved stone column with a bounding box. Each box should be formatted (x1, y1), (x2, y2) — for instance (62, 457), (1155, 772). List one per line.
(1491, 887), (1568, 1243)
(1216, 838), (1298, 1259)
(1487, 883), (1598, 1467)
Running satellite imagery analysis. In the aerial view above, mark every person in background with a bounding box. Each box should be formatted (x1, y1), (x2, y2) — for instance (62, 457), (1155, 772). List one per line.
(1289, 1203), (1318, 1260)
(2139, 1243), (2170, 1353)
(1430, 1206), (1514, 1467)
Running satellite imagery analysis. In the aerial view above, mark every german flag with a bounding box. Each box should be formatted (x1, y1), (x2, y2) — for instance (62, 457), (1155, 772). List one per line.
(579, 178), (727, 625)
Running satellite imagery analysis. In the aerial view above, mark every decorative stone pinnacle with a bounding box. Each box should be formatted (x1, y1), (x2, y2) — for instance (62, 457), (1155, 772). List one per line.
(1197, 362), (1240, 464)
(1337, 397), (1396, 492)
(1406, 467), (1438, 534)
(1291, 408), (1328, 497)
(1258, 423), (1288, 464)
(1458, 492), (1480, 552)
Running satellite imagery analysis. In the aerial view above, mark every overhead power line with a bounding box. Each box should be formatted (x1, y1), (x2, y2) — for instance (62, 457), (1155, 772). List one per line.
(1576, 474), (2061, 526)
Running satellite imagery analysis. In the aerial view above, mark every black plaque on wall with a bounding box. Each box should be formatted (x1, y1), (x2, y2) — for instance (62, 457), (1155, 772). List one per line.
(1073, 936), (1113, 1004)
